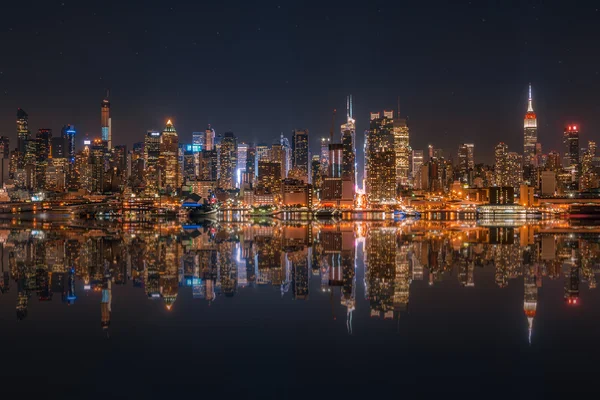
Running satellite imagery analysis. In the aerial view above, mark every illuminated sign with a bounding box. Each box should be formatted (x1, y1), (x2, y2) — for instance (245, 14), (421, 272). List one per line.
(83, 140), (91, 145)
(150, 132), (160, 137)
(185, 144), (202, 152)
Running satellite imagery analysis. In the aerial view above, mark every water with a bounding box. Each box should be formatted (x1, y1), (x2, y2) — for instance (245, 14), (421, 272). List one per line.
(1, 219), (599, 398)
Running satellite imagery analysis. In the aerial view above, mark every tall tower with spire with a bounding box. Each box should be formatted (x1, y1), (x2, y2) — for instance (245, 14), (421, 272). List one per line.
(160, 119), (180, 193)
(341, 95), (356, 185)
(523, 83), (538, 181)
(101, 90), (111, 149)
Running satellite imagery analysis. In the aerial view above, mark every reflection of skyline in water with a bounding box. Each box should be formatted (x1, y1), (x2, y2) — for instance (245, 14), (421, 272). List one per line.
(1, 220), (599, 344)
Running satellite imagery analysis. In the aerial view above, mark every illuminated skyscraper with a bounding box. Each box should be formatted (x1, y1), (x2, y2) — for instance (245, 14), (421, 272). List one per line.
(392, 112), (410, 186)
(292, 129), (309, 178)
(458, 143), (474, 183)
(101, 92), (111, 149)
(90, 138), (107, 193)
(144, 131), (161, 193)
(192, 132), (205, 149)
(35, 129), (52, 190)
(329, 143), (343, 178)
(494, 142), (509, 186)
(160, 120), (180, 193)
(16, 108), (30, 154)
(236, 142), (248, 187)
(205, 125), (215, 151)
(563, 125), (580, 169)
(365, 113), (396, 203)
(411, 150), (423, 179)
(341, 95), (357, 185)
(320, 137), (330, 176)
(0, 136), (9, 159)
(523, 84), (537, 179)
(218, 132), (237, 189)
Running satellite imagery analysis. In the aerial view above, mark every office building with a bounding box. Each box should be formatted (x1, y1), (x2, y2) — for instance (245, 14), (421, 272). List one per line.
(292, 129), (309, 178)
(523, 84), (537, 180)
(365, 113), (396, 203)
(101, 93), (111, 149)
(160, 120), (180, 193)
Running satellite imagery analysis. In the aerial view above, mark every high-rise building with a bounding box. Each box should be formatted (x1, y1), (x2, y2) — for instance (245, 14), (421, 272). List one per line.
(144, 131), (162, 194)
(17, 108), (30, 154)
(62, 125), (76, 161)
(35, 129), (52, 190)
(523, 84), (538, 176)
(245, 146), (256, 183)
(320, 137), (330, 176)
(205, 125), (215, 151)
(160, 120), (180, 193)
(563, 125), (580, 169)
(411, 150), (423, 177)
(580, 141), (598, 190)
(341, 95), (357, 185)
(101, 93), (111, 149)
(546, 151), (561, 171)
(292, 129), (309, 178)
(494, 142), (509, 187)
(365, 113), (396, 203)
(458, 143), (474, 184)
(90, 139), (107, 193)
(236, 142), (249, 187)
(507, 152), (523, 189)
(0, 136), (9, 159)
(392, 112), (410, 186)
(257, 160), (282, 193)
(329, 143), (343, 178)
(192, 132), (205, 150)
(218, 132), (237, 190)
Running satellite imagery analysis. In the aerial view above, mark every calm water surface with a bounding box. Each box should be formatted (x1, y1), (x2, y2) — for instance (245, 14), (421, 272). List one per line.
(1, 219), (599, 398)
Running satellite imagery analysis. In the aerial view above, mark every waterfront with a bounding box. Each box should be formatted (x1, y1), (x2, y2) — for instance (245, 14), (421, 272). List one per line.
(1, 219), (600, 396)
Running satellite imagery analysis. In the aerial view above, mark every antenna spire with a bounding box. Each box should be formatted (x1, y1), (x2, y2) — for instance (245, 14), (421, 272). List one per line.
(527, 83), (533, 113)
(397, 96), (400, 117)
(350, 95), (354, 118)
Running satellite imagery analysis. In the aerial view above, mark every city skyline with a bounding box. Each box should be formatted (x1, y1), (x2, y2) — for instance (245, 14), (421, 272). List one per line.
(2, 2), (600, 164)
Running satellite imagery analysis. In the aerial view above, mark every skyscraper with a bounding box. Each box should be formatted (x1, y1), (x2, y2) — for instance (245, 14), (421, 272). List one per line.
(0, 137), (9, 159)
(523, 84), (538, 183)
(341, 95), (357, 185)
(458, 143), (474, 183)
(144, 131), (162, 194)
(292, 129), (309, 179)
(494, 142), (509, 187)
(365, 113), (396, 203)
(160, 120), (180, 193)
(16, 109), (30, 155)
(192, 132), (205, 150)
(411, 150), (424, 180)
(205, 125), (215, 151)
(563, 125), (580, 169)
(236, 142), (249, 187)
(320, 137), (330, 176)
(218, 132), (237, 190)
(392, 110), (410, 186)
(101, 93), (111, 149)
(90, 138), (107, 193)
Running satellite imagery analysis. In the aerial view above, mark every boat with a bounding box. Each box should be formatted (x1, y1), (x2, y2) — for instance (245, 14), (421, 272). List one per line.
(394, 206), (420, 218)
(182, 202), (218, 220)
(476, 204), (541, 219)
(314, 208), (341, 218)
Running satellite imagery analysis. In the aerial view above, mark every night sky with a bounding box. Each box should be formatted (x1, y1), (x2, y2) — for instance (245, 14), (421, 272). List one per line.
(1, 1), (599, 165)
